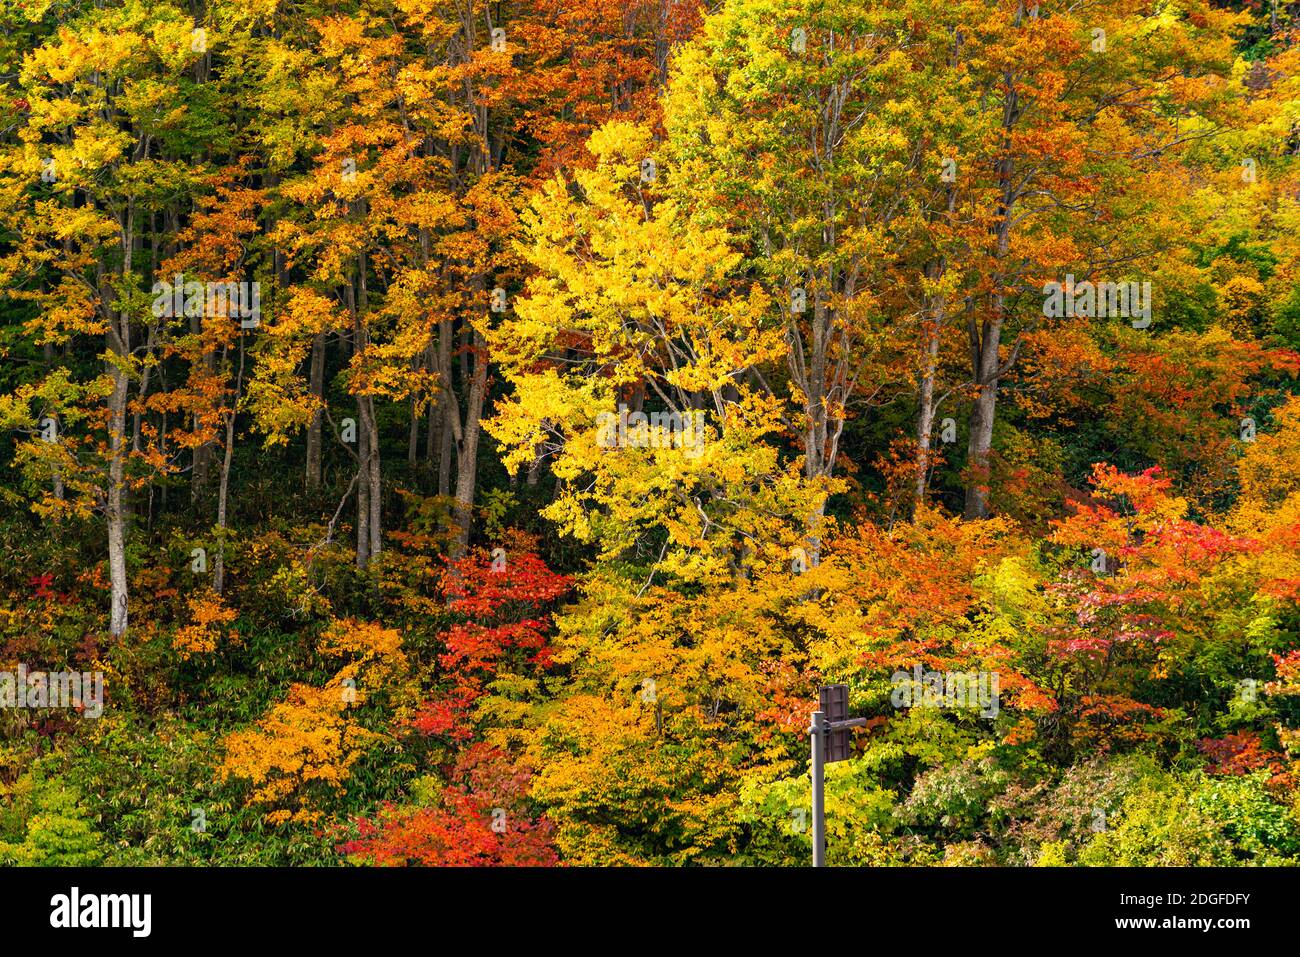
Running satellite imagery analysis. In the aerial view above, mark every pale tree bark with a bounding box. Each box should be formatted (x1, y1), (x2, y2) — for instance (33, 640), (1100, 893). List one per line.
(451, 323), (488, 556)
(132, 229), (159, 455)
(785, 262), (856, 564)
(916, 37), (966, 512)
(188, 199), (214, 501)
(192, 311), (214, 499)
(356, 395), (371, 566)
(963, 313), (1003, 519)
(914, 298), (943, 505)
(213, 333), (246, 595)
(769, 66), (893, 563)
(360, 258), (381, 561)
(525, 427), (544, 487)
(348, 254), (382, 567)
(43, 345), (66, 504)
(438, 311), (488, 558)
(105, 203), (134, 638)
(305, 331), (325, 488)
(958, 3), (1064, 519)
(106, 363), (130, 638)
(914, 188), (957, 508)
(436, 320), (455, 497)
(365, 394), (381, 559)
(408, 384), (421, 469)
(440, 9), (498, 557)
(422, 339), (440, 483)
(963, 73), (1022, 520)
(425, 386), (438, 468)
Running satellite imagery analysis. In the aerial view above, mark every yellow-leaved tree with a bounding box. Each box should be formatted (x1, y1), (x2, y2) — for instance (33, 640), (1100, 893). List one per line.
(483, 121), (851, 862)
(217, 618), (410, 825)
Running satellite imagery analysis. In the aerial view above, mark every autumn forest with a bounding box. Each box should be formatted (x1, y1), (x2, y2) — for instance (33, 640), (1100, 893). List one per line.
(1, 0), (1299, 868)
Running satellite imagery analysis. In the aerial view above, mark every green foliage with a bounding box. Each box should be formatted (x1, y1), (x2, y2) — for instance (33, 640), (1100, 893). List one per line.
(0, 0), (1297, 870)
(1068, 770), (1300, 866)
(0, 771), (104, 866)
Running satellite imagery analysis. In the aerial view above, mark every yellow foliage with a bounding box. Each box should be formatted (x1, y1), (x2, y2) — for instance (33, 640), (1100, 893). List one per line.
(217, 682), (383, 825)
(173, 592), (237, 659)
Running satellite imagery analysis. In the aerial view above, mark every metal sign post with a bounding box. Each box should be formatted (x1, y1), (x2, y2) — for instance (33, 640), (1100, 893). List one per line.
(810, 684), (868, 867)
(810, 709), (826, 867)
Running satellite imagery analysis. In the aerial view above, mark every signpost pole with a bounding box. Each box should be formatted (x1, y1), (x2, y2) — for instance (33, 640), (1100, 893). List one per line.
(811, 709), (826, 867)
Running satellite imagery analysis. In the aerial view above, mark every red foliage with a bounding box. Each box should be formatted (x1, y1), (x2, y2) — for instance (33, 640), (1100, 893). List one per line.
(1197, 732), (1279, 776)
(1073, 694), (1166, 751)
(1047, 467), (1256, 661)
(1267, 650), (1300, 696)
(338, 745), (559, 866)
(754, 660), (818, 741)
(411, 549), (571, 740)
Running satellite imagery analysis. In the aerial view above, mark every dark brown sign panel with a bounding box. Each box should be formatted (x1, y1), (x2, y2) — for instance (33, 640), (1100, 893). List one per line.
(820, 684), (852, 762)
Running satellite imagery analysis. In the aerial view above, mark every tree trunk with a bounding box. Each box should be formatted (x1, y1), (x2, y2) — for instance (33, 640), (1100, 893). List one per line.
(917, 177), (958, 509)
(963, 333), (1001, 519)
(526, 431), (543, 487)
(915, 262), (947, 506)
(436, 318), (455, 497)
(107, 204), (134, 638)
(915, 319), (941, 504)
(45, 342), (65, 503)
(963, 68), (1021, 519)
(438, 401), (454, 497)
(213, 337), (245, 595)
(350, 253), (382, 567)
(107, 363), (130, 638)
(352, 393), (382, 567)
(192, 312), (213, 498)
(306, 331), (325, 488)
(366, 394), (381, 559)
(425, 377), (439, 470)
(451, 325), (487, 557)
(787, 270), (846, 564)
(213, 403), (236, 593)
(356, 395), (371, 567)
(408, 385), (420, 469)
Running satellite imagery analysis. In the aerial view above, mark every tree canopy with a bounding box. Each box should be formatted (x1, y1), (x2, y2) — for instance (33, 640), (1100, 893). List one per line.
(1, 0), (1299, 867)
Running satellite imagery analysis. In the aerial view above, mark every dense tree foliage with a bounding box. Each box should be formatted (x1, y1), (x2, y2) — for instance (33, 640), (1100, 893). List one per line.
(1, 0), (1298, 866)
